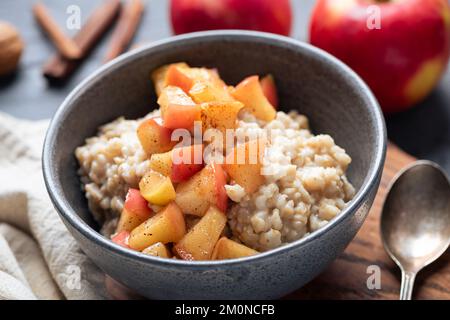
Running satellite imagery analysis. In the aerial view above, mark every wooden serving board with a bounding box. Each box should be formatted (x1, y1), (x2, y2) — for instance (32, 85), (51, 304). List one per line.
(287, 143), (450, 300)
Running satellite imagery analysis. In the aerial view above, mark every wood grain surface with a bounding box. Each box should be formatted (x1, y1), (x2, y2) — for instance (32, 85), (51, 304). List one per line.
(288, 144), (450, 300)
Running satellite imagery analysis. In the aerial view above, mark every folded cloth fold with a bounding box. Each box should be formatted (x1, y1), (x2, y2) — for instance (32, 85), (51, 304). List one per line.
(0, 112), (108, 300)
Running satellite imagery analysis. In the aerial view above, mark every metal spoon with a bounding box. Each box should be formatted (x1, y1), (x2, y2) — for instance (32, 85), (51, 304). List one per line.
(381, 160), (450, 300)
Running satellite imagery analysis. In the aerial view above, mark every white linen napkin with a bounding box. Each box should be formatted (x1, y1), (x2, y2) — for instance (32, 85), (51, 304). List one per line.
(0, 112), (108, 300)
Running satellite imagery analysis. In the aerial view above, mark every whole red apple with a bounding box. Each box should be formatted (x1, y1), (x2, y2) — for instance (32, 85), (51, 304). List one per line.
(310, 0), (450, 113)
(170, 0), (292, 36)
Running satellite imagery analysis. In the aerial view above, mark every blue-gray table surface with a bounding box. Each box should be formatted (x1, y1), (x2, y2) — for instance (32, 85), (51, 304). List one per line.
(1, 0), (449, 173)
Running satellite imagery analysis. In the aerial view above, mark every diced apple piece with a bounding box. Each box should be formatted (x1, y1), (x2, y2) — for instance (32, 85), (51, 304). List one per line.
(175, 167), (213, 216)
(175, 163), (228, 216)
(152, 63), (228, 98)
(260, 74), (279, 109)
(211, 237), (259, 260)
(111, 230), (131, 248)
(116, 189), (153, 232)
(171, 144), (204, 183)
(174, 206), (227, 260)
(189, 82), (215, 103)
(164, 104), (201, 130)
(150, 150), (173, 177)
(165, 65), (194, 94)
(123, 188), (153, 216)
(129, 202), (186, 251)
(231, 75), (276, 121)
(158, 86), (194, 115)
(151, 62), (189, 96)
(137, 117), (176, 156)
(139, 171), (176, 206)
(189, 81), (235, 104)
(142, 242), (172, 258)
(200, 101), (244, 134)
(224, 139), (266, 193)
(158, 86), (201, 130)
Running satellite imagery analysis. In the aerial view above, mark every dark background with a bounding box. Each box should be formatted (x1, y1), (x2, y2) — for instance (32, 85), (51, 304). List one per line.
(1, 0), (449, 173)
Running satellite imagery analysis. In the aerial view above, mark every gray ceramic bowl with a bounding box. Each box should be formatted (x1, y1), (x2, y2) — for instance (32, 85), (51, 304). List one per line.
(43, 31), (386, 300)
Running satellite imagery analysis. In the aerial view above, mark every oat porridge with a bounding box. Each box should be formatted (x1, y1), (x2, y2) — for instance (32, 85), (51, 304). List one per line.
(75, 62), (355, 260)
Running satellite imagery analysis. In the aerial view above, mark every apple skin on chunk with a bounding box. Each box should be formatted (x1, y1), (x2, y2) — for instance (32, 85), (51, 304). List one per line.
(116, 188), (153, 233)
(152, 62), (231, 100)
(149, 145), (204, 183)
(157, 86), (201, 130)
(174, 206), (227, 260)
(151, 62), (189, 96)
(170, 144), (204, 183)
(260, 74), (278, 109)
(165, 64), (194, 94)
(175, 163), (228, 216)
(111, 230), (131, 248)
(231, 75), (276, 122)
(137, 117), (176, 156)
(211, 237), (258, 260)
(129, 202), (186, 251)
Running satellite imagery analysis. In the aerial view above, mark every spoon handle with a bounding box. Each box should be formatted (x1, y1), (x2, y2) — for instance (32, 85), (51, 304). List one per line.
(400, 271), (416, 300)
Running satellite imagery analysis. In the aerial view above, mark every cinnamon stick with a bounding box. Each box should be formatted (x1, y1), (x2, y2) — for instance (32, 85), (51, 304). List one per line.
(33, 2), (82, 60)
(43, 0), (121, 82)
(103, 0), (145, 63)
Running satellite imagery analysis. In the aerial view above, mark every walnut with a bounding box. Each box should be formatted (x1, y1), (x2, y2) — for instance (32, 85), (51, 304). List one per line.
(0, 21), (24, 76)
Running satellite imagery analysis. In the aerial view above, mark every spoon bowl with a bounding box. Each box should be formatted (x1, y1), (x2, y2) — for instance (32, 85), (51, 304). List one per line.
(381, 160), (450, 299)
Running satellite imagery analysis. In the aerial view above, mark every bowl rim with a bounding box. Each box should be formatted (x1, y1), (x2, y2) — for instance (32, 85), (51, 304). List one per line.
(43, 30), (387, 269)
